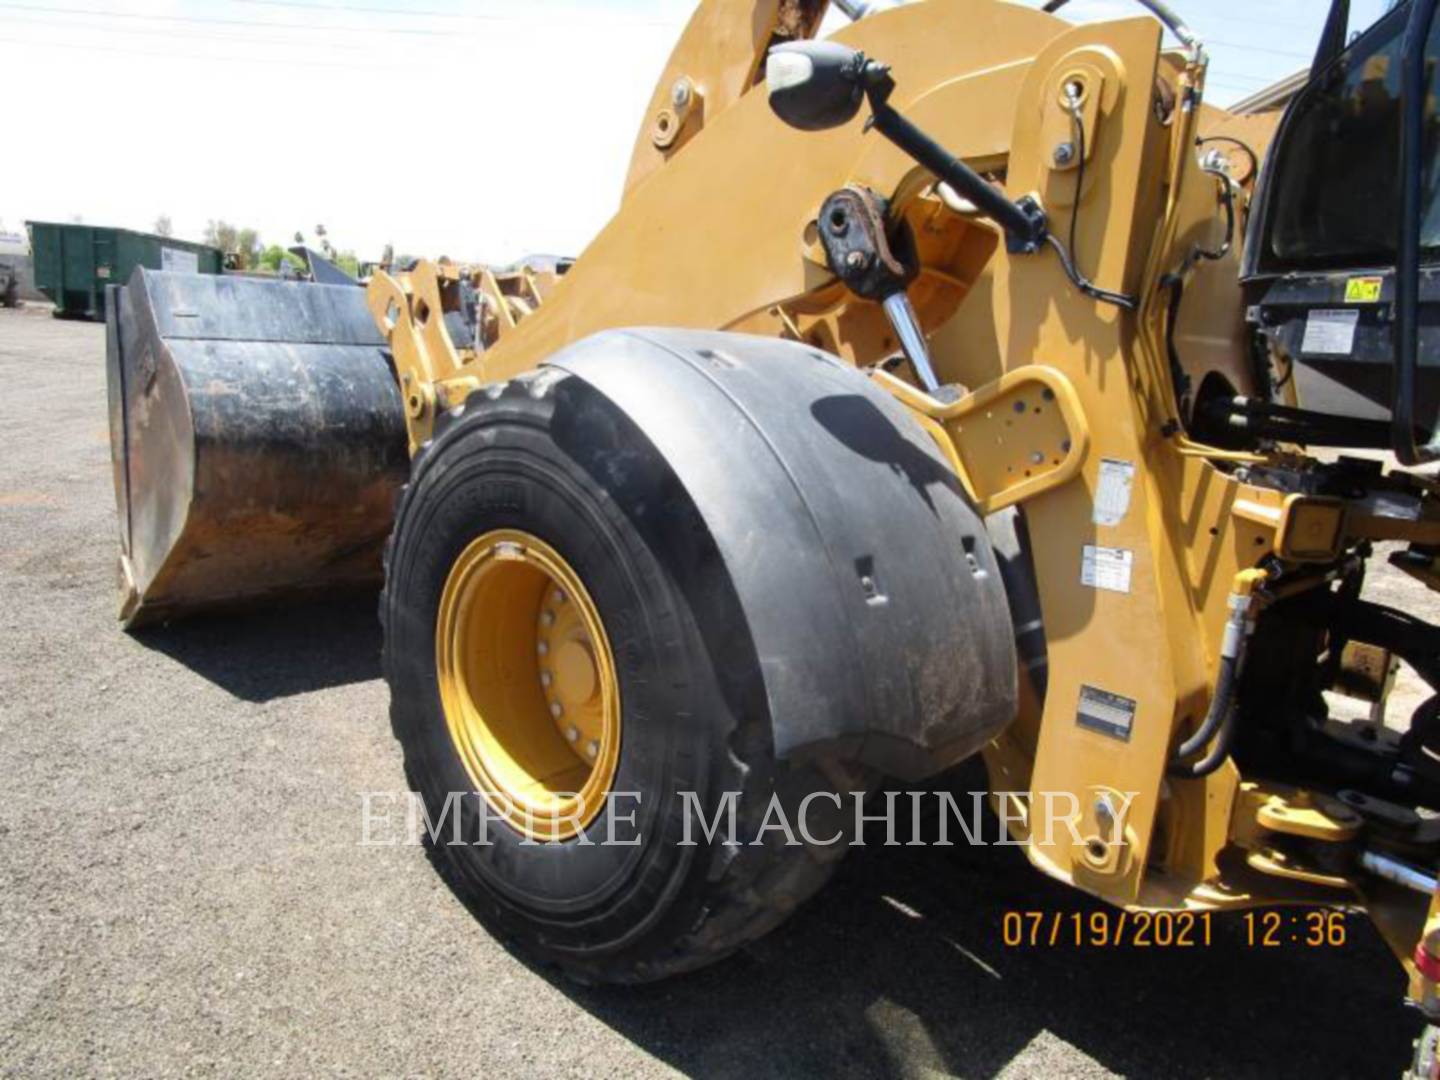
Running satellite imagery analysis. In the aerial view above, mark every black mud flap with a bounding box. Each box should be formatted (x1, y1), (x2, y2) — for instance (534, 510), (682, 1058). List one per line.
(549, 328), (1017, 780)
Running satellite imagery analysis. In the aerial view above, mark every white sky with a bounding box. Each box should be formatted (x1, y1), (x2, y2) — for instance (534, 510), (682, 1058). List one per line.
(0, 0), (1392, 264)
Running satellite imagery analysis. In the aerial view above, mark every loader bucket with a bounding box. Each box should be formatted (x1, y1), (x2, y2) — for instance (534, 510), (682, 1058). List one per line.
(106, 269), (409, 628)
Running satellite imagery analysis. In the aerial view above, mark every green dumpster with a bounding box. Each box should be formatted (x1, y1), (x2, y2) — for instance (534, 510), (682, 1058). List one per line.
(27, 222), (223, 320)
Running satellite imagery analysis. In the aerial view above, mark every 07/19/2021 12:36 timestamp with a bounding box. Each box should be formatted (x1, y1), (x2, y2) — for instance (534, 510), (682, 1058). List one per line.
(1001, 909), (1350, 948)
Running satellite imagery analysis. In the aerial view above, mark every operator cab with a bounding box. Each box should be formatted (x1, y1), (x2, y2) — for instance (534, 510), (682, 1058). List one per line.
(1242, 0), (1440, 454)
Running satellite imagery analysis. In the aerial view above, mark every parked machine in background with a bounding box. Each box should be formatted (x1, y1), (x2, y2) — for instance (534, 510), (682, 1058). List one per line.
(101, 0), (1440, 1069)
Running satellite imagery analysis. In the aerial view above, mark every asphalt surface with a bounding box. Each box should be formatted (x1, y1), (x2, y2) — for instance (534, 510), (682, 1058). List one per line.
(0, 304), (1428, 1078)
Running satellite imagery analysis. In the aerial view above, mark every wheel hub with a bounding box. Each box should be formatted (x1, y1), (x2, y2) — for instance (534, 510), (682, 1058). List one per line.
(435, 529), (620, 841)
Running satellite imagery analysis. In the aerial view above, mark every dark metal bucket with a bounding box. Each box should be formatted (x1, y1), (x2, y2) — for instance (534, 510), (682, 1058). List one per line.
(106, 269), (408, 627)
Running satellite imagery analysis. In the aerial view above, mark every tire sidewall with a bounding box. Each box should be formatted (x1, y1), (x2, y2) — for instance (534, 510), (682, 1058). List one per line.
(384, 378), (743, 958)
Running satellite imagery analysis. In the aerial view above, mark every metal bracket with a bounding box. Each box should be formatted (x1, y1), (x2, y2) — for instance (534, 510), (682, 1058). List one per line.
(366, 261), (479, 455)
(872, 364), (1091, 514)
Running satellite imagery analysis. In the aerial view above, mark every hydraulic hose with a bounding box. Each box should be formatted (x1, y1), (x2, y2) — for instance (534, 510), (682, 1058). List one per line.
(1168, 569), (1268, 778)
(1042, 0), (1203, 62)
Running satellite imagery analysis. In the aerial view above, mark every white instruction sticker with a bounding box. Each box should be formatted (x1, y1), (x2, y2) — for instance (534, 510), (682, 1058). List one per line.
(161, 247), (199, 274)
(1081, 545), (1133, 594)
(1093, 458), (1135, 526)
(1301, 308), (1359, 356)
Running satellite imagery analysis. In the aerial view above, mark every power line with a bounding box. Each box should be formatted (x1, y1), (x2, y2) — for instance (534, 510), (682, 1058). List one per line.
(0, 33), (386, 70)
(231, 0), (678, 28)
(235, 0), (522, 19)
(0, 1), (678, 37)
(0, 0), (682, 38)
(0, 13), (387, 52)
(1207, 37), (1313, 60)
(0, 2), (457, 35)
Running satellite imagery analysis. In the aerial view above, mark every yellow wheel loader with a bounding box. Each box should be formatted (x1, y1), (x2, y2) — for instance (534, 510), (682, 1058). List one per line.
(105, 0), (1440, 1062)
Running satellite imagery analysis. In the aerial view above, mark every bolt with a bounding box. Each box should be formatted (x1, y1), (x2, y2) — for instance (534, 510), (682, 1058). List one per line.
(537, 641), (548, 656)
(586, 740), (599, 759)
(566, 725), (579, 743)
(540, 671), (553, 688)
(672, 77), (693, 109)
(550, 702), (563, 718)
(1052, 141), (1076, 167)
(1030, 450), (1045, 465)
(541, 610), (555, 627)
(553, 589), (566, 604)
(845, 250), (870, 271)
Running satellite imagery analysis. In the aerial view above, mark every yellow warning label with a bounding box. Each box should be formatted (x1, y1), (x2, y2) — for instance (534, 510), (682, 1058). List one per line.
(1344, 276), (1383, 303)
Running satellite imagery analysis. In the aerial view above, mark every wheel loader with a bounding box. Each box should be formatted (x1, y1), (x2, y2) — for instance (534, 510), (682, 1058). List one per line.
(104, 0), (1440, 1067)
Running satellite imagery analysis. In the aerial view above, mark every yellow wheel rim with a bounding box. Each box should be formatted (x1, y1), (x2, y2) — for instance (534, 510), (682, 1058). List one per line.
(435, 528), (621, 841)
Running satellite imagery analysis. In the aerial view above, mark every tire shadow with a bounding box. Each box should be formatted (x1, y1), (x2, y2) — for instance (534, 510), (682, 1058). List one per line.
(544, 825), (1417, 1079)
(130, 592), (382, 702)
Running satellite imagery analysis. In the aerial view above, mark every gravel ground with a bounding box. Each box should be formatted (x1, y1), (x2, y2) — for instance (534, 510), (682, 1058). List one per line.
(0, 305), (1427, 1078)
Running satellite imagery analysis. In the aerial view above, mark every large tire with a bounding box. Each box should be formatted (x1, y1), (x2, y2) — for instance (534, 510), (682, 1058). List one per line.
(381, 368), (867, 983)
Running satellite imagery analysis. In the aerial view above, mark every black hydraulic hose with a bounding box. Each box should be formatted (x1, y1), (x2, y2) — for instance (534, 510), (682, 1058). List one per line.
(1197, 135), (1258, 184)
(1052, 91), (1140, 311)
(1045, 235), (1139, 311)
(1169, 582), (1255, 777)
(1171, 697), (1240, 779)
(1041, 0), (1201, 58)
(1168, 651), (1241, 777)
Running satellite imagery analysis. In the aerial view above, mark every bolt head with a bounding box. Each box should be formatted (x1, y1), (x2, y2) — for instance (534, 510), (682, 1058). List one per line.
(566, 725), (579, 743)
(1052, 141), (1076, 166)
(586, 740), (599, 759)
(671, 78), (692, 109)
(550, 702), (563, 718)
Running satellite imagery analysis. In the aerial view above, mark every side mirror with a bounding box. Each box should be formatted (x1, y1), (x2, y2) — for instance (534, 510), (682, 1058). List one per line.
(765, 42), (869, 131)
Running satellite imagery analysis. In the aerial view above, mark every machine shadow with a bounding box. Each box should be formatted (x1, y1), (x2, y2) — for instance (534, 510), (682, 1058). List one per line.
(519, 808), (1417, 1079)
(131, 591), (383, 702)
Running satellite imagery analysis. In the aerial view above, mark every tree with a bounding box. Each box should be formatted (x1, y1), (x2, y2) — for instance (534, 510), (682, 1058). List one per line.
(203, 219), (262, 270)
(153, 214), (173, 238)
(258, 245), (304, 274)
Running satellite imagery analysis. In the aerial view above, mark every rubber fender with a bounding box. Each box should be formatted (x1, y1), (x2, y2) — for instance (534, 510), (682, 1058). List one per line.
(548, 328), (1017, 781)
